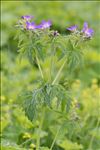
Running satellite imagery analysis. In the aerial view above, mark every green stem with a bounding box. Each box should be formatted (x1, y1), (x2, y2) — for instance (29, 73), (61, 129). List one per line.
(20, 138), (33, 147)
(74, 37), (83, 48)
(88, 118), (100, 150)
(52, 58), (67, 85)
(36, 108), (45, 150)
(35, 52), (44, 79)
(50, 126), (61, 150)
(50, 39), (56, 82)
(48, 107), (68, 120)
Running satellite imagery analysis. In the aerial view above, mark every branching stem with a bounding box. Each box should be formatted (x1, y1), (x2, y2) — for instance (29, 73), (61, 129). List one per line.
(35, 51), (44, 79)
(52, 58), (67, 85)
(50, 39), (56, 82)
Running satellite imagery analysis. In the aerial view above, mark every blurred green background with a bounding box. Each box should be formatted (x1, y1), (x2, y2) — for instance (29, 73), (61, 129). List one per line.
(1, 1), (100, 150)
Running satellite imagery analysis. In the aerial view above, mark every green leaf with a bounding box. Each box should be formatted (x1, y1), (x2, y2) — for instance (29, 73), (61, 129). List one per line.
(58, 139), (83, 150)
(20, 84), (72, 121)
(67, 50), (83, 72)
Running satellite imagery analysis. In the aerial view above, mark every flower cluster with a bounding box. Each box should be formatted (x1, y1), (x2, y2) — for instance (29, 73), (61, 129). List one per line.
(20, 15), (52, 30)
(67, 22), (94, 38)
(17, 15), (94, 39)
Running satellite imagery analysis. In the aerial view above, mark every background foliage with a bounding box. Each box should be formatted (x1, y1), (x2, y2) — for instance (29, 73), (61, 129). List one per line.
(1, 1), (100, 150)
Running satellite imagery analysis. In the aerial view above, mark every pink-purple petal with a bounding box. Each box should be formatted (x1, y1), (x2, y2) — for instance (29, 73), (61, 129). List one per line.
(82, 22), (94, 37)
(40, 20), (52, 29)
(85, 28), (94, 37)
(67, 25), (78, 32)
(26, 22), (36, 30)
(82, 22), (88, 32)
(21, 15), (34, 21)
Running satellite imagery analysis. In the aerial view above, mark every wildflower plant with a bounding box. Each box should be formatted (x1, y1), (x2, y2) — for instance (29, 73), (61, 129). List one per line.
(15, 15), (94, 149)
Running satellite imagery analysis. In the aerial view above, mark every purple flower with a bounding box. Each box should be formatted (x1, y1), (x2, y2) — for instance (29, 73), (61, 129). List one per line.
(67, 25), (78, 32)
(36, 24), (43, 29)
(81, 22), (88, 32)
(37, 20), (52, 29)
(21, 15), (34, 21)
(26, 22), (36, 30)
(82, 22), (94, 37)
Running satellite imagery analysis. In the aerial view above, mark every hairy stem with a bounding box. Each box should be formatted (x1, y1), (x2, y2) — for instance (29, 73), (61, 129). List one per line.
(50, 39), (56, 82)
(35, 52), (44, 79)
(36, 108), (45, 150)
(52, 58), (67, 85)
(50, 126), (61, 150)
